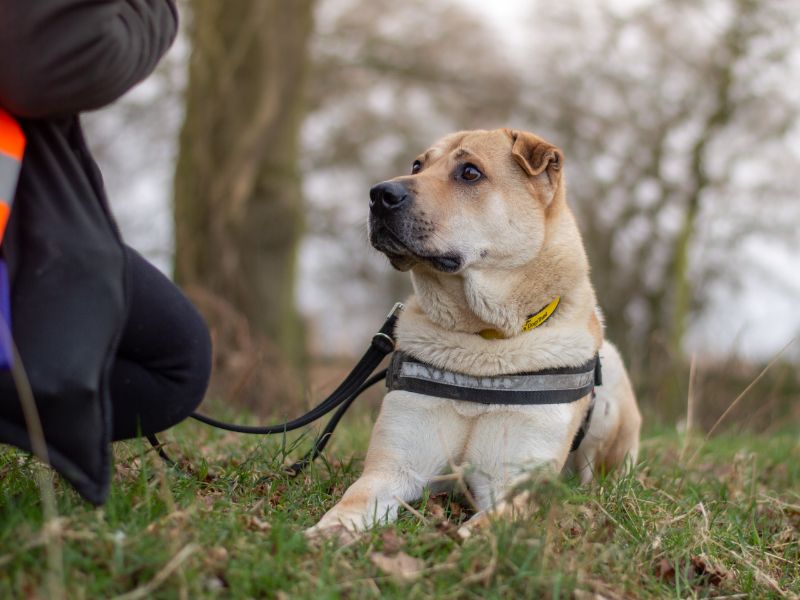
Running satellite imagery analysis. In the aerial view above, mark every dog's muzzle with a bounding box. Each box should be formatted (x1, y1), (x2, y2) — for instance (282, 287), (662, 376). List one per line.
(368, 180), (463, 273)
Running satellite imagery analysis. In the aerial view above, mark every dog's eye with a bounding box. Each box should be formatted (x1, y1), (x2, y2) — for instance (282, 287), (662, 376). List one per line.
(411, 160), (422, 174)
(459, 164), (482, 182)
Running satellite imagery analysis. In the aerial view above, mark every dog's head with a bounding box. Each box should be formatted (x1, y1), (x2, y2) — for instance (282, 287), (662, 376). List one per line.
(368, 129), (565, 274)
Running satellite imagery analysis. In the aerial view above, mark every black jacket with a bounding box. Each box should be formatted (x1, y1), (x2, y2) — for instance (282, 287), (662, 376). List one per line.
(0, 0), (177, 504)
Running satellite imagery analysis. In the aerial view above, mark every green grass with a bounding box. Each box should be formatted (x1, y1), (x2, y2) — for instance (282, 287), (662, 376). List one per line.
(1, 411), (798, 599)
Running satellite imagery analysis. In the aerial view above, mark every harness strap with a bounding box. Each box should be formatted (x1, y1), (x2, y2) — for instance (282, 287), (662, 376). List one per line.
(386, 351), (600, 405)
(569, 392), (596, 453)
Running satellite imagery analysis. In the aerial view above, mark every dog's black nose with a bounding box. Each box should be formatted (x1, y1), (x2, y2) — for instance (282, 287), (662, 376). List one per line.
(369, 181), (410, 216)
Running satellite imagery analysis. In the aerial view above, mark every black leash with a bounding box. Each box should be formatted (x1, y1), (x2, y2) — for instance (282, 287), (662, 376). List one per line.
(147, 304), (403, 474)
(148, 300), (602, 472)
(285, 369), (387, 475)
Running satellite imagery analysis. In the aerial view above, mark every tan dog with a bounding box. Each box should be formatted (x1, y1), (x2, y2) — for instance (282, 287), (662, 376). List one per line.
(307, 129), (641, 538)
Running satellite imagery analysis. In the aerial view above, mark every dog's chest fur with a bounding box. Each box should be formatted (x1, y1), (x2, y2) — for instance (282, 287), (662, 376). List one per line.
(394, 297), (600, 377)
(382, 388), (578, 466)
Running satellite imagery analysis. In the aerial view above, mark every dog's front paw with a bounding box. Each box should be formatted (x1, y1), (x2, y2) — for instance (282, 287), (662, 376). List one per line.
(304, 521), (363, 546)
(456, 511), (490, 540)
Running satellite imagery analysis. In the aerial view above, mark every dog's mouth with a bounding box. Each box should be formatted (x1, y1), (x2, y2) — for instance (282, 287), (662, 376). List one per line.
(370, 225), (462, 273)
(421, 255), (462, 273)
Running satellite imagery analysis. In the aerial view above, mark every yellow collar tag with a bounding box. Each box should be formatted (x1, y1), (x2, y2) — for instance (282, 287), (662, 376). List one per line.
(478, 296), (561, 340)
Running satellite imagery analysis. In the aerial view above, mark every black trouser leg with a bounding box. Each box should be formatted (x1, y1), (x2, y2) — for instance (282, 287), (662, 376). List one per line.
(110, 247), (211, 441)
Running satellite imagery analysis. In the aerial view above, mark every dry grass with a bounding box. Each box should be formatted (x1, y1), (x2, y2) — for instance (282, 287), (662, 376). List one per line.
(1, 347), (798, 598)
(0, 412), (798, 598)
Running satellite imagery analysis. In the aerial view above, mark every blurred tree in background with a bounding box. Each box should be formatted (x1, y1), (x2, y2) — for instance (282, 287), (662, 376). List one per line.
(173, 0), (314, 407)
(520, 0), (799, 372)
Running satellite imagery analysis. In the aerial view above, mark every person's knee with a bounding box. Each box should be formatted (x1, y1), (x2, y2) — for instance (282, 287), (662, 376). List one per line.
(157, 298), (212, 425)
(179, 304), (212, 414)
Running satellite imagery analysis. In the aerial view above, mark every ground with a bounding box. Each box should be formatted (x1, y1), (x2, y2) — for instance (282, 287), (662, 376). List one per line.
(1, 406), (798, 599)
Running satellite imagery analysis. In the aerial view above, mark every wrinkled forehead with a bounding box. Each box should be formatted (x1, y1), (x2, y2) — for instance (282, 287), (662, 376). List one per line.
(418, 129), (512, 165)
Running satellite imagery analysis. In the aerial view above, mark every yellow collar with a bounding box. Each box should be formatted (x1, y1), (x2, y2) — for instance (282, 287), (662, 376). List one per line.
(478, 296), (561, 340)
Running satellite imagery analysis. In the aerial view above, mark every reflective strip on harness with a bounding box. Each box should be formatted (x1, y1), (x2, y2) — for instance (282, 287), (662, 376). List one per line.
(386, 352), (600, 405)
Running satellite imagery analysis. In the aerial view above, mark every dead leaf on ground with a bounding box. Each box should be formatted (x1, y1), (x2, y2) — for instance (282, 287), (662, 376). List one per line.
(654, 558), (676, 583)
(689, 554), (732, 587)
(379, 529), (404, 554)
(370, 550), (425, 583)
(427, 493), (447, 520)
(267, 484), (286, 507)
(654, 555), (732, 588)
(246, 515), (272, 532)
(428, 502), (445, 520)
(427, 492), (472, 522)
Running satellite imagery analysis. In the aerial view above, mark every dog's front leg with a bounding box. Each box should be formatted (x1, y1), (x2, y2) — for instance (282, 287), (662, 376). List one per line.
(306, 467), (415, 538)
(457, 404), (582, 537)
(306, 392), (468, 540)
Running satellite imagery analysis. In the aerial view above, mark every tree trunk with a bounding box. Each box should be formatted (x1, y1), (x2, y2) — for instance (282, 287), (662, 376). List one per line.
(174, 1), (314, 377)
(667, 0), (750, 358)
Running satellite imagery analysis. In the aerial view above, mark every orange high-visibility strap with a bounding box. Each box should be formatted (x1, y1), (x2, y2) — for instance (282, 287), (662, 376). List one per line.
(0, 110), (25, 160)
(0, 205), (9, 241)
(0, 108), (25, 244)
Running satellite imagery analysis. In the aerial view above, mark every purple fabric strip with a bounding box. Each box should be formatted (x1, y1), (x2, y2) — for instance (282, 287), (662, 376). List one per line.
(0, 259), (12, 368)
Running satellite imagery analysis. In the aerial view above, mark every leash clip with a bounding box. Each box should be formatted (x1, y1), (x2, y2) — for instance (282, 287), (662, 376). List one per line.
(372, 302), (405, 353)
(386, 302), (405, 320)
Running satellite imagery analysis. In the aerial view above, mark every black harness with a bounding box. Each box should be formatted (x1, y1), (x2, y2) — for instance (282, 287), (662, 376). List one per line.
(386, 351), (601, 452)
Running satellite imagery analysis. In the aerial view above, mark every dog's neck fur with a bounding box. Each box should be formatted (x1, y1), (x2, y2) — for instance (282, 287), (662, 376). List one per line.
(395, 197), (602, 377)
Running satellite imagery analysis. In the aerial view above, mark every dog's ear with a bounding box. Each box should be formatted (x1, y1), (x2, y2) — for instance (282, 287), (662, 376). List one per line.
(509, 130), (563, 184)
